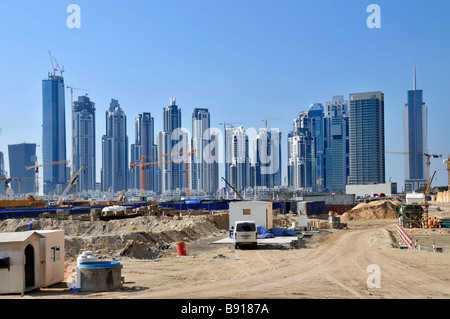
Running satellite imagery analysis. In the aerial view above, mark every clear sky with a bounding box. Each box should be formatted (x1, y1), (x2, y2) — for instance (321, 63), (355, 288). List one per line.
(0, 0), (449, 189)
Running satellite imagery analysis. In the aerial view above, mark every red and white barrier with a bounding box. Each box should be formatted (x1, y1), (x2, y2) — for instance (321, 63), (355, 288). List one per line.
(433, 242), (436, 252)
(414, 238), (418, 250)
(397, 224), (413, 249)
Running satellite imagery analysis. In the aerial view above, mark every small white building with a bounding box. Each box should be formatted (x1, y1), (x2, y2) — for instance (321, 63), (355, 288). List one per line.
(228, 201), (273, 230)
(0, 231), (44, 295)
(0, 230), (65, 295)
(37, 230), (65, 287)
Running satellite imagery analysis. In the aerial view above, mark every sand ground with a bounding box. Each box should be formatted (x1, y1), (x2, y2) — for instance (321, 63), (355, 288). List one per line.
(1, 201), (450, 300)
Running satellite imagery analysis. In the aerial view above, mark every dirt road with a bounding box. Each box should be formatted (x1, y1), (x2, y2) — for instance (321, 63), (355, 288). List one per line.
(117, 222), (450, 299)
(15, 220), (448, 300)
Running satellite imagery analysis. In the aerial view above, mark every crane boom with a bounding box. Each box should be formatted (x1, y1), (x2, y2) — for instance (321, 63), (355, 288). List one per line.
(57, 164), (85, 204)
(221, 177), (244, 200)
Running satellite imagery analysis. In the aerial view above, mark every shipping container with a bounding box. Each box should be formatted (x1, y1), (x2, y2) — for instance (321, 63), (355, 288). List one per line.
(296, 201), (325, 216)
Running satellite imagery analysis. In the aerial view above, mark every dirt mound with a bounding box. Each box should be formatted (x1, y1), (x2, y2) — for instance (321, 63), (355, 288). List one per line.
(341, 200), (400, 222)
(0, 212), (229, 259)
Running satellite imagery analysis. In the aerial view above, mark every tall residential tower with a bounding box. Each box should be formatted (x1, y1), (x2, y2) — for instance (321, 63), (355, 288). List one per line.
(101, 99), (128, 193)
(348, 91), (385, 185)
(72, 95), (96, 192)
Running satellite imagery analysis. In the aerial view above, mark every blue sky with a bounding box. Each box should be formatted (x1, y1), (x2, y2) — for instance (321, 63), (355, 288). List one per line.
(0, 0), (449, 189)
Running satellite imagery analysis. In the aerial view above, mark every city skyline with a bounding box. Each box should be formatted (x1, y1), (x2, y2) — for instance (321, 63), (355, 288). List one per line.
(1, 1), (449, 190)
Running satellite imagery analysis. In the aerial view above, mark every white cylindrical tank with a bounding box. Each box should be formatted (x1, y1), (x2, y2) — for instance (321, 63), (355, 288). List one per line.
(77, 251), (99, 265)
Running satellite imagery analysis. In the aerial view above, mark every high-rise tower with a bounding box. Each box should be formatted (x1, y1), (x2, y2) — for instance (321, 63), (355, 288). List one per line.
(348, 91), (385, 185)
(130, 113), (159, 193)
(72, 95), (96, 192)
(404, 65), (428, 192)
(101, 99), (128, 193)
(42, 73), (67, 194)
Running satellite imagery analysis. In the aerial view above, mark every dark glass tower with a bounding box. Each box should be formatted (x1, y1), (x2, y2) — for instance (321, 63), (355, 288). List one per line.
(404, 66), (427, 192)
(8, 143), (37, 195)
(348, 91), (385, 185)
(42, 74), (67, 194)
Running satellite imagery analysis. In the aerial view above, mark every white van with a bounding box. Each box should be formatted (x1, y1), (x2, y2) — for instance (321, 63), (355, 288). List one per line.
(233, 221), (258, 249)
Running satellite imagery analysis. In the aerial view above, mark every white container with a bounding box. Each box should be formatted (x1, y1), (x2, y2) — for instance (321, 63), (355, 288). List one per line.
(228, 201), (273, 231)
(406, 193), (425, 205)
(77, 251), (99, 265)
(298, 215), (308, 228)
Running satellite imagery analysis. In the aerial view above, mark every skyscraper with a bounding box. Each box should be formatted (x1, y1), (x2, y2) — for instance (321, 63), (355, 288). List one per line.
(308, 103), (325, 191)
(42, 73), (67, 194)
(130, 112), (159, 193)
(404, 66), (428, 192)
(324, 95), (349, 192)
(192, 108), (217, 195)
(253, 128), (282, 188)
(229, 126), (250, 192)
(348, 91), (385, 185)
(101, 99), (128, 193)
(72, 95), (96, 192)
(8, 143), (36, 195)
(287, 112), (316, 191)
(158, 98), (186, 193)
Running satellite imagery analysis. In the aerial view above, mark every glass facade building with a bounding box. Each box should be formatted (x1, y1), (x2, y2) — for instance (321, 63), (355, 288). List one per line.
(403, 66), (427, 192)
(72, 95), (96, 192)
(8, 143), (37, 195)
(42, 74), (67, 194)
(348, 91), (385, 185)
(130, 112), (159, 193)
(101, 99), (128, 193)
(158, 98), (186, 193)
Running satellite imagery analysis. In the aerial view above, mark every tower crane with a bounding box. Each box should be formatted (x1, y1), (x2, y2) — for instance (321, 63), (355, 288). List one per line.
(48, 51), (64, 78)
(261, 118), (282, 129)
(130, 145), (196, 199)
(66, 85), (90, 108)
(385, 151), (442, 186)
(0, 176), (12, 197)
(26, 158), (69, 196)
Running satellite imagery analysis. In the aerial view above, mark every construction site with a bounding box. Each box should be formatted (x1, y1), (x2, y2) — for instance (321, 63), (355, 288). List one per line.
(0, 194), (450, 299)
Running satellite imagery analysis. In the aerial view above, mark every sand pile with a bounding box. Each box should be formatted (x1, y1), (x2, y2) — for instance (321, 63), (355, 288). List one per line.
(0, 213), (230, 259)
(340, 200), (401, 222)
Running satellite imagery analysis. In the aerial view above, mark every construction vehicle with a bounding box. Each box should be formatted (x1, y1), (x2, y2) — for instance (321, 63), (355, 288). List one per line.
(56, 164), (85, 206)
(221, 177), (244, 200)
(0, 195), (46, 210)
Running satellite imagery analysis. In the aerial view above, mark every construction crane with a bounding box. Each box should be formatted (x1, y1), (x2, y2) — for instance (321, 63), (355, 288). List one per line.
(9, 177), (33, 195)
(385, 151), (442, 186)
(57, 164), (85, 205)
(26, 159), (68, 196)
(66, 85), (90, 108)
(130, 145), (196, 199)
(221, 177), (244, 200)
(48, 51), (64, 78)
(0, 176), (12, 196)
(261, 118), (282, 129)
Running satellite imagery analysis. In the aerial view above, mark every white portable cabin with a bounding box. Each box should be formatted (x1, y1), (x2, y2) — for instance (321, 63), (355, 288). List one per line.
(37, 230), (65, 287)
(0, 231), (44, 295)
(228, 201), (273, 230)
(0, 230), (65, 295)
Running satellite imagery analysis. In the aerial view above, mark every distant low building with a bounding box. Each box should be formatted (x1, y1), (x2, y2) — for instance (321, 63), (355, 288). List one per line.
(346, 182), (397, 197)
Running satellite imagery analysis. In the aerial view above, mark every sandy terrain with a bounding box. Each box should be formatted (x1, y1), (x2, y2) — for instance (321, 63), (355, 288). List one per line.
(1, 200), (450, 300)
